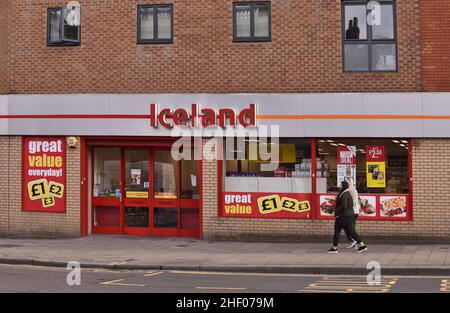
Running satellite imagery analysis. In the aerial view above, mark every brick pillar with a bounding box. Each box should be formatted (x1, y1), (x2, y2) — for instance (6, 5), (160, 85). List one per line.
(0, 137), (10, 235)
(202, 138), (220, 239)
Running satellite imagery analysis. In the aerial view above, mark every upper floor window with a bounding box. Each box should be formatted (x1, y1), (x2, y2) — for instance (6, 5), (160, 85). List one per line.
(342, 0), (397, 72)
(47, 7), (81, 46)
(137, 4), (173, 44)
(233, 2), (271, 42)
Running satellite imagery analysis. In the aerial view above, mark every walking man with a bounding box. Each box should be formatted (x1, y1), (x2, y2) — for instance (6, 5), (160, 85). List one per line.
(327, 181), (368, 254)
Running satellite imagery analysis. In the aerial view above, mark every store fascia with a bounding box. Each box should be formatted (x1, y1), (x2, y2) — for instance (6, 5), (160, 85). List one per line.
(149, 103), (257, 129)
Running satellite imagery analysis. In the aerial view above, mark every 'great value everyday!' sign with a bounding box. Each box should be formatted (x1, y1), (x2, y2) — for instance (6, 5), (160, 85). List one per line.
(22, 137), (66, 213)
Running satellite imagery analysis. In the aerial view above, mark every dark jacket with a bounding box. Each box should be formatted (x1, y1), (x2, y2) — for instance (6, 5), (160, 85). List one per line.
(335, 190), (354, 217)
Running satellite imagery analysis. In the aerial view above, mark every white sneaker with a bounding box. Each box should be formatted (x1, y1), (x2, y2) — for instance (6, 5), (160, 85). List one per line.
(346, 240), (357, 249)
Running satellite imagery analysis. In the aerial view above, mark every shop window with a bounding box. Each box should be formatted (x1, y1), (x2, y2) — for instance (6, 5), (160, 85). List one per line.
(154, 150), (178, 199)
(317, 139), (410, 219)
(93, 148), (120, 198)
(342, 0), (397, 72)
(224, 138), (312, 193)
(125, 150), (149, 197)
(233, 2), (271, 42)
(137, 4), (173, 44)
(181, 158), (200, 200)
(47, 7), (81, 46)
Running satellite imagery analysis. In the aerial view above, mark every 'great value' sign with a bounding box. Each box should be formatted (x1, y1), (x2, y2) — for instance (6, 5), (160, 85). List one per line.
(22, 137), (66, 213)
(222, 192), (311, 219)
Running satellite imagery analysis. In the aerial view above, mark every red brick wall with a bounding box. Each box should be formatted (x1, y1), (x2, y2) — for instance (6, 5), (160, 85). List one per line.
(0, 0), (10, 94)
(7, 0), (421, 94)
(420, 0), (450, 91)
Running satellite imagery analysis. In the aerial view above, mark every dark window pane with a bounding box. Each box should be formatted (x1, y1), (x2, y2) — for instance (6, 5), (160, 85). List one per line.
(372, 44), (396, 71)
(49, 10), (62, 42)
(372, 5), (394, 40)
(344, 5), (367, 40)
(125, 207), (149, 228)
(344, 44), (369, 71)
(254, 5), (270, 37)
(154, 208), (178, 228)
(140, 8), (154, 40)
(235, 5), (251, 38)
(63, 24), (79, 41)
(157, 7), (172, 39)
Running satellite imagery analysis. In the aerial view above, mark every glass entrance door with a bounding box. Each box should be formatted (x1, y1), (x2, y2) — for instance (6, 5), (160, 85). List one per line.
(123, 149), (151, 235)
(93, 145), (200, 238)
(152, 150), (180, 236)
(92, 147), (121, 234)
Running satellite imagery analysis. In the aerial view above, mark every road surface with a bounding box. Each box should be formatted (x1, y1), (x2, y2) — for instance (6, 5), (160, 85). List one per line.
(0, 264), (448, 293)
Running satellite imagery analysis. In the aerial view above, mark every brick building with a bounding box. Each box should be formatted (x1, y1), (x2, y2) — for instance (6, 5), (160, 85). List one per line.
(0, 0), (449, 241)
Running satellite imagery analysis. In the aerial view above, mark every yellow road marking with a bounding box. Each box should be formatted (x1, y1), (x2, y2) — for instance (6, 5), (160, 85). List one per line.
(313, 280), (393, 284)
(441, 279), (450, 292)
(100, 279), (146, 287)
(196, 287), (247, 291)
(304, 276), (398, 293)
(144, 271), (163, 277)
(307, 284), (390, 290)
(310, 282), (393, 287)
(299, 289), (346, 293)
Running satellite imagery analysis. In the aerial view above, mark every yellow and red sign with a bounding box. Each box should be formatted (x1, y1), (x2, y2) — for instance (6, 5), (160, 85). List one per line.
(366, 146), (386, 188)
(222, 192), (311, 219)
(23, 137), (66, 213)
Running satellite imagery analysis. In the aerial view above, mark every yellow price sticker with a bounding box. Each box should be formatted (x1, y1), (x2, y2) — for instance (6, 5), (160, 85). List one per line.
(42, 197), (56, 208)
(280, 197), (299, 213)
(48, 181), (64, 199)
(27, 179), (49, 201)
(257, 195), (282, 215)
(297, 201), (311, 213)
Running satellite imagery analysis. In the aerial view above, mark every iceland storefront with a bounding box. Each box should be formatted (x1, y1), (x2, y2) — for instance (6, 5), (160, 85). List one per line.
(0, 93), (449, 241)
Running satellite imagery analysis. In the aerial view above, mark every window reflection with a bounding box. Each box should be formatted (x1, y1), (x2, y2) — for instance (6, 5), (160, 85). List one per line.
(93, 148), (120, 198)
(345, 5), (367, 40)
(372, 5), (394, 40)
(154, 151), (178, 199)
(125, 150), (149, 196)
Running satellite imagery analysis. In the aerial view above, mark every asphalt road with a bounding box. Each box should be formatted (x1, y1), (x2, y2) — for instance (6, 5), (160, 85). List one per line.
(0, 264), (449, 293)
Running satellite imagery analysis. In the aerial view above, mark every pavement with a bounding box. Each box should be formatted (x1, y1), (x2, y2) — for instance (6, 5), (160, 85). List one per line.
(0, 235), (450, 275)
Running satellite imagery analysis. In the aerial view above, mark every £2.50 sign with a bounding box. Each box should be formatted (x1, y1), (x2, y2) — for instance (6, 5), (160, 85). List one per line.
(23, 137), (66, 213)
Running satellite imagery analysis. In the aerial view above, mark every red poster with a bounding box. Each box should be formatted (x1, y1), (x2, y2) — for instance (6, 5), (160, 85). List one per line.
(316, 193), (410, 221)
(222, 192), (311, 219)
(366, 146), (385, 162)
(337, 146), (356, 165)
(22, 137), (66, 213)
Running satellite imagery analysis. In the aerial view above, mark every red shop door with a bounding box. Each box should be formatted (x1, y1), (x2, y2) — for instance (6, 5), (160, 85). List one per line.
(92, 147), (200, 238)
